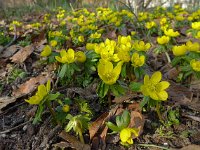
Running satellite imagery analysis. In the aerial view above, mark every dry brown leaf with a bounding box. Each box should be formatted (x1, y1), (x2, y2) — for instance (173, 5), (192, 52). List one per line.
(12, 72), (51, 98)
(0, 45), (21, 58)
(89, 112), (109, 140)
(112, 91), (137, 103)
(59, 131), (91, 150)
(128, 111), (144, 138)
(10, 45), (34, 63)
(0, 97), (16, 113)
(178, 145), (200, 150)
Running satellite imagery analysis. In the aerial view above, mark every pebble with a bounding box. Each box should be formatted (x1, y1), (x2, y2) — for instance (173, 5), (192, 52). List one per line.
(23, 125), (28, 131)
(11, 134), (17, 138)
(0, 134), (6, 138)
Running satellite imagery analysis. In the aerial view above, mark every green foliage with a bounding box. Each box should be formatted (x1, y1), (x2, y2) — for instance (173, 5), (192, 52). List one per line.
(106, 110), (130, 133)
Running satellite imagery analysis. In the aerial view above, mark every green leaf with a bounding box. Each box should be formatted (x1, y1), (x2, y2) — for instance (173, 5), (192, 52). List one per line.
(48, 92), (60, 101)
(121, 64), (127, 78)
(106, 122), (120, 132)
(140, 96), (149, 108)
(130, 82), (142, 92)
(59, 64), (67, 78)
(172, 57), (182, 66)
(33, 104), (44, 124)
(97, 82), (109, 98)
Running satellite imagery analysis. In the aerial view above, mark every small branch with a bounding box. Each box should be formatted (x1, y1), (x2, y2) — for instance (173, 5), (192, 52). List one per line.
(0, 120), (31, 134)
(137, 143), (170, 150)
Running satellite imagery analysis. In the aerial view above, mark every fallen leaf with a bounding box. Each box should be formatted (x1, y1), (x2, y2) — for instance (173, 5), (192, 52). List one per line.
(128, 111), (144, 138)
(0, 97), (16, 113)
(0, 45), (21, 58)
(177, 145), (200, 150)
(12, 72), (51, 98)
(112, 91), (137, 103)
(53, 142), (71, 149)
(59, 131), (90, 150)
(89, 112), (109, 140)
(10, 45), (34, 63)
(168, 82), (193, 102)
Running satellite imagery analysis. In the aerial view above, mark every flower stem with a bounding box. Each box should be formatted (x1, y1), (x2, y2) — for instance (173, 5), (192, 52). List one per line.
(156, 102), (163, 121)
(78, 129), (85, 144)
(108, 89), (112, 107)
(46, 101), (61, 125)
(165, 52), (171, 63)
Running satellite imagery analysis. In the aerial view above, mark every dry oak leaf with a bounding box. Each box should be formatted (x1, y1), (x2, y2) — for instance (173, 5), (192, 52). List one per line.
(10, 45), (34, 63)
(0, 97), (16, 113)
(12, 72), (51, 98)
(0, 45), (22, 58)
(59, 131), (90, 150)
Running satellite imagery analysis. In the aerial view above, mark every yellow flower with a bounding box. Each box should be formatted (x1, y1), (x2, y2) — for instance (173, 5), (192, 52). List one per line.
(50, 40), (57, 47)
(75, 51), (86, 63)
(195, 31), (200, 39)
(160, 18), (167, 25)
(62, 105), (70, 113)
(190, 59), (200, 72)
(157, 36), (170, 45)
(55, 49), (75, 64)
(117, 51), (130, 62)
(98, 60), (123, 85)
(141, 71), (170, 101)
(145, 21), (156, 29)
(120, 128), (139, 146)
(186, 41), (200, 52)
(90, 32), (101, 39)
(131, 31), (136, 36)
(192, 22), (200, 30)
(164, 28), (180, 37)
(172, 45), (187, 56)
(131, 53), (145, 67)
(78, 35), (85, 43)
(175, 15), (184, 21)
(26, 80), (51, 104)
(132, 41), (151, 52)
(86, 43), (96, 50)
(41, 45), (52, 57)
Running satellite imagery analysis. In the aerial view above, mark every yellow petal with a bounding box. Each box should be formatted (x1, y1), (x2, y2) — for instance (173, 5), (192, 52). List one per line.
(157, 91), (168, 101)
(150, 92), (159, 100)
(158, 81), (170, 90)
(144, 75), (150, 85)
(151, 71), (162, 84)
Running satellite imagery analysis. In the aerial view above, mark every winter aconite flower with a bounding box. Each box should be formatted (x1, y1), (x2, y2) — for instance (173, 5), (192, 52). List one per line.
(164, 28), (180, 37)
(190, 59), (200, 72)
(120, 128), (139, 146)
(131, 53), (145, 67)
(55, 49), (75, 64)
(75, 51), (86, 63)
(25, 80), (51, 104)
(172, 45), (187, 56)
(145, 21), (156, 29)
(157, 36), (170, 45)
(41, 45), (52, 57)
(132, 41), (151, 52)
(98, 60), (123, 85)
(50, 40), (57, 47)
(186, 41), (200, 52)
(62, 105), (70, 113)
(191, 22), (200, 30)
(141, 71), (170, 101)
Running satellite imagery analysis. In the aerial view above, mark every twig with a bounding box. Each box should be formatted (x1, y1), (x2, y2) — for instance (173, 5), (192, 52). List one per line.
(137, 143), (170, 150)
(0, 25), (18, 54)
(0, 120), (31, 134)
